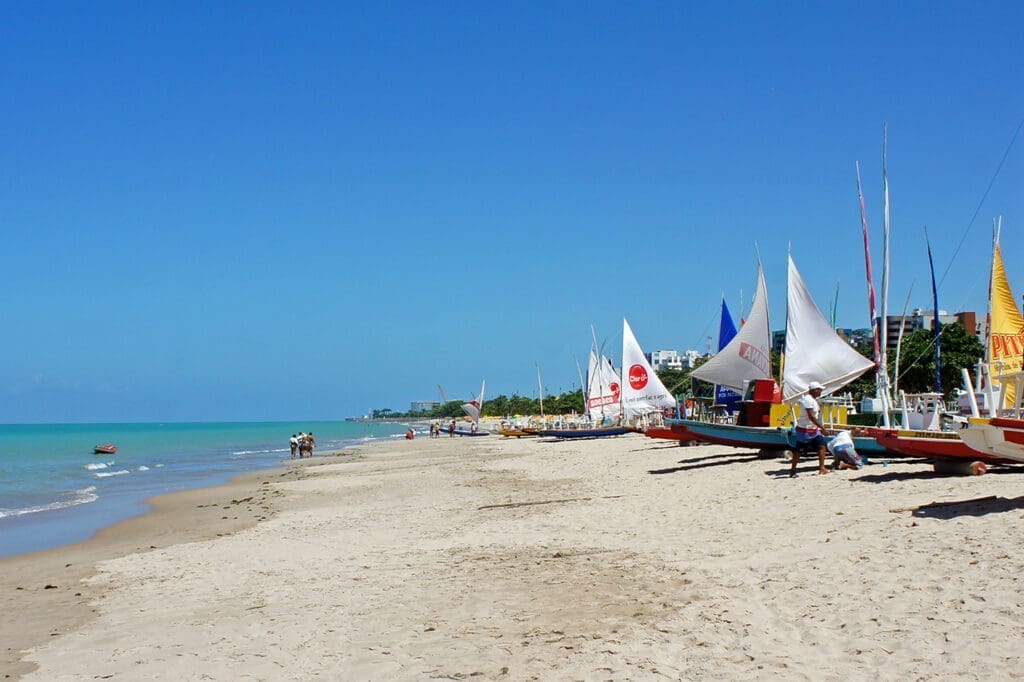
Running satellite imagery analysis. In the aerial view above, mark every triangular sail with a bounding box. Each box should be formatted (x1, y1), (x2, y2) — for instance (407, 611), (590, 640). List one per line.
(621, 318), (675, 420)
(989, 242), (1024, 408)
(783, 255), (873, 400)
(461, 380), (486, 423)
(714, 299), (743, 412)
(691, 264), (772, 391)
(586, 350), (621, 423)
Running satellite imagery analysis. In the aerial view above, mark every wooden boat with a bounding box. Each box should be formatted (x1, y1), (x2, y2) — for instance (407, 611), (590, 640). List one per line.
(960, 415), (1024, 463)
(94, 444), (118, 455)
(958, 239), (1024, 464)
(498, 428), (539, 438)
(451, 428), (489, 437)
(670, 419), (791, 450)
(867, 427), (1012, 465)
(537, 426), (637, 439)
(644, 426), (692, 441)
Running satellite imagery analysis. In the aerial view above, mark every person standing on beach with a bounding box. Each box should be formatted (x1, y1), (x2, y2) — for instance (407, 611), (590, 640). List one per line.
(289, 434), (299, 459)
(305, 432), (316, 457)
(791, 381), (829, 477)
(448, 419), (456, 438)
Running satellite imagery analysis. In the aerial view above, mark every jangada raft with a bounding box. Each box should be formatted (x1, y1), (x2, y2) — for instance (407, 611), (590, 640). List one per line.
(672, 255), (873, 454)
(958, 237), (1024, 464)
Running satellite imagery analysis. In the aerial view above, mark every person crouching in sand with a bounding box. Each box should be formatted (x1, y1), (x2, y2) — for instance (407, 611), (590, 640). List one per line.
(827, 430), (864, 470)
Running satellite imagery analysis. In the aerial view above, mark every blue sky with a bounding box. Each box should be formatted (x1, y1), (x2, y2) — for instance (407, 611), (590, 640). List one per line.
(3, 2), (1022, 422)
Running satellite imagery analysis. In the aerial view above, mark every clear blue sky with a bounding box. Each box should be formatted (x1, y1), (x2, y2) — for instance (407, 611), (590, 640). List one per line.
(3, 2), (1022, 422)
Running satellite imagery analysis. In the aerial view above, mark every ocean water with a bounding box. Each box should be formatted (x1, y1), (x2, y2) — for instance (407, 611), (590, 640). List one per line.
(0, 420), (412, 558)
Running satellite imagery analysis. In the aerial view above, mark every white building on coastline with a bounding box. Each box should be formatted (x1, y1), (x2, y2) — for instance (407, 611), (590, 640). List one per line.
(646, 349), (703, 371)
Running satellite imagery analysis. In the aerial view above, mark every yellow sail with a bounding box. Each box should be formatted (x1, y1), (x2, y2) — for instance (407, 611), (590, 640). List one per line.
(989, 243), (1024, 407)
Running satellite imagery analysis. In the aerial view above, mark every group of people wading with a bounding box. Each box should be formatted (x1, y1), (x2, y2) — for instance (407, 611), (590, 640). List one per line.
(289, 432), (316, 459)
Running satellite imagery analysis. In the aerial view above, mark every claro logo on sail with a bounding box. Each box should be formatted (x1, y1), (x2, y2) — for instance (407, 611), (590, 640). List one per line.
(628, 365), (649, 390)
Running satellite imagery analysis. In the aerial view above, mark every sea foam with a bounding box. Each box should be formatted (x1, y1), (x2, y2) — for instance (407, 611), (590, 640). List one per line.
(0, 486), (98, 519)
(94, 469), (130, 478)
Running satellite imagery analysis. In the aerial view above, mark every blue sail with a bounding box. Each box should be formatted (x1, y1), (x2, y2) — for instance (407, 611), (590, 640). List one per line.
(715, 299), (743, 412)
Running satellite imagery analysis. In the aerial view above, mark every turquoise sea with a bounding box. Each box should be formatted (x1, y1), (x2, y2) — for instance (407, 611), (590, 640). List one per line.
(0, 420), (413, 558)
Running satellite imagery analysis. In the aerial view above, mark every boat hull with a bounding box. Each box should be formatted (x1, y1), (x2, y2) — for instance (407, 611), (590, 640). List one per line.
(958, 418), (1024, 463)
(867, 427), (1012, 464)
(94, 444), (117, 455)
(668, 420), (790, 450)
(498, 429), (539, 438)
(537, 426), (636, 439)
(644, 426), (693, 441)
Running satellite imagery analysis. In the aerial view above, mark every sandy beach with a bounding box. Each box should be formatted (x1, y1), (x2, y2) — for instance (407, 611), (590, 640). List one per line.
(5, 433), (1024, 680)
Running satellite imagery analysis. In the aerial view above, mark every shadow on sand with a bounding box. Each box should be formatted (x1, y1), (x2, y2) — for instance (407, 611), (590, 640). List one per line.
(854, 464), (1024, 484)
(648, 451), (762, 475)
(906, 494), (1024, 519)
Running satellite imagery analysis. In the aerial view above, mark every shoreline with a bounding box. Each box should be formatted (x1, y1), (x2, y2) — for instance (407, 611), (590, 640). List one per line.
(0, 449), (349, 679)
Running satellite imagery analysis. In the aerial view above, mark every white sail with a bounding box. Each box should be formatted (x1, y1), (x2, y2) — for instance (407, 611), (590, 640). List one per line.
(621, 318), (675, 420)
(586, 350), (621, 423)
(783, 256), (873, 400)
(690, 263), (772, 391)
(461, 380), (486, 423)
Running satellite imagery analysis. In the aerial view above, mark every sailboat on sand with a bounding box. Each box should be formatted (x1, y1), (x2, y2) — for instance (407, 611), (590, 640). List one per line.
(958, 234), (1024, 462)
(538, 333), (633, 439)
(670, 254), (872, 452)
(451, 380), (490, 436)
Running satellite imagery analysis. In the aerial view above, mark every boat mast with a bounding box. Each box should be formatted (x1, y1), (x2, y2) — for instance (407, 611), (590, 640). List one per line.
(574, 355), (587, 423)
(536, 362), (545, 421)
(856, 162), (890, 427)
(891, 282), (915, 402)
(879, 124), (893, 417)
(926, 228), (942, 393)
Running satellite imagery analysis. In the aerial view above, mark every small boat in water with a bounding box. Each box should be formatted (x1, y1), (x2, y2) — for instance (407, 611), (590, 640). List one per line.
(94, 444), (118, 455)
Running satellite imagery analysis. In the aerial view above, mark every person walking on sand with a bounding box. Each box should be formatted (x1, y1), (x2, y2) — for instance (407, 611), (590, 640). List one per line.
(304, 432), (316, 457)
(791, 381), (829, 477)
(448, 419), (456, 438)
(289, 434), (299, 459)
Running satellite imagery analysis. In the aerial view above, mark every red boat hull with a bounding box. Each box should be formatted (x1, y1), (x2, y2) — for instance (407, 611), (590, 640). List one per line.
(866, 428), (1012, 465)
(645, 427), (694, 441)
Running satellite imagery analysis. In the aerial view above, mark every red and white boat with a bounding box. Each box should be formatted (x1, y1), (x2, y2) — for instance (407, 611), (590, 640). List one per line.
(94, 444), (118, 455)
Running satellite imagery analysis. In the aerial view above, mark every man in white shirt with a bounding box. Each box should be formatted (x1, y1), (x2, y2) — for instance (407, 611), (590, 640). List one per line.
(790, 381), (829, 477)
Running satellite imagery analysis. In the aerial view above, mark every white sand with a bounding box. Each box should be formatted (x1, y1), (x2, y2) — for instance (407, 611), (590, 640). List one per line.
(18, 434), (1024, 680)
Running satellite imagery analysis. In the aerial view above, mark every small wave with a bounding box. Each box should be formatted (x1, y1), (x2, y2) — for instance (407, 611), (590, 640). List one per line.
(154, 464), (164, 468)
(231, 447), (290, 455)
(137, 465), (150, 471)
(94, 469), (130, 478)
(84, 462), (110, 470)
(0, 486), (99, 519)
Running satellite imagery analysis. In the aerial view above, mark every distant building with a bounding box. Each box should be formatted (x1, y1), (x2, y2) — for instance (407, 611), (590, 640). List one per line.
(647, 350), (684, 371)
(681, 349), (702, 368)
(880, 309), (979, 348)
(410, 400), (441, 413)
